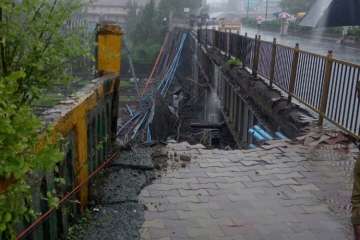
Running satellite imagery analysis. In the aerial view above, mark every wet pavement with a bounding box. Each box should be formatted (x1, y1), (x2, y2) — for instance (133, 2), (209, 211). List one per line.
(74, 129), (359, 240)
(139, 131), (358, 240)
(241, 26), (360, 65)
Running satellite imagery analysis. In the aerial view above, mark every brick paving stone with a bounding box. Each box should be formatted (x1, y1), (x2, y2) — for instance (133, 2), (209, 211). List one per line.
(206, 171), (238, 177)
(197, 176), (229, 184)
(199, 162), (224, 168)
(282, 190), (317, 200)
(270, 178), (299, 187)
(179, 189), (208, 197)
(186, 183), (219, 190)
(291, 184), (320, 192)
(139, 141), (353, 240)
(167, 195), (201, 204)
(243, 180), (272, 188)
(275, 172), (305, 180)
(223, 176), (252, 183)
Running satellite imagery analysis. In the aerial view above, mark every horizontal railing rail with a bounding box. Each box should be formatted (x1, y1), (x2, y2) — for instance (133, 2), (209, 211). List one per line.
(197, 28), (360, 139)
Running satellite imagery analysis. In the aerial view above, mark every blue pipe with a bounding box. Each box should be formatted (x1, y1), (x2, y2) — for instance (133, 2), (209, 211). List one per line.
(160, 44), (183, 95)
(126, 105), (134, 117)
(146, 125), (152, 144)
(254, 125), (273, 141)
(157, 35), (184, 92)
(117, 112), (141, 136)
(160, 33), (187, 96)
(275, 131), (287, 140)
(249, 129), (265, 141)
(249, 144), (257, 149)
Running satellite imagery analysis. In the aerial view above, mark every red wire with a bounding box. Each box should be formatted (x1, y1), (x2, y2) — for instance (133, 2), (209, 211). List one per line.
(141, 33), (170, 96)
(16, 151), (120, 240)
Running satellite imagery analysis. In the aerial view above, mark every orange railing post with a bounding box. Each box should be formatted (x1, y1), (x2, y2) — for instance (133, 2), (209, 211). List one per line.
(318, 51), (334, 126)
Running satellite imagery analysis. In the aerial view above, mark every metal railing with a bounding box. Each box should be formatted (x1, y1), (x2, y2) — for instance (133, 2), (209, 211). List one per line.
(198, 28), (360, 139)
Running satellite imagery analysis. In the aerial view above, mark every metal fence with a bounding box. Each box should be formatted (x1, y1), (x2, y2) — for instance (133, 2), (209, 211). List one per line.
(197, 28), (360, 139)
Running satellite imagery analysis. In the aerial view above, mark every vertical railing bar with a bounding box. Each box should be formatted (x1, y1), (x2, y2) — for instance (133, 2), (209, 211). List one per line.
(325, 60), (334, 115)
(328, 62), (336, 119)
(342, 66), (354, 127)
(300, 53), (309, 102)
(297, 53), (305, 101)
(302, 53), (311, 104)
(318, 59), (326, 109)
(309, 55), (318, 107)
(309, 56), (320, 106)
(278, 48), (285, 90)
(311, 56), (320, 107)
(302, 53), (310, 103)
(276, 47), (283, 88)
(252, 35), (261, 76)
(288, 43), (300, 102)
(298, 53), (305, 102)
(350, 69), (360, 131)
(335, 64), (344, 123)
(332, 63), (341, 120)
(287, 48), (292, 90)
(282, 48), (287, 90)
(339, 65), (349, 124)
(303, 53), (311, 104)
(284, 47), (291, 90)
(345, 67), (357, 129)
(337, 64), (347, 125)
(318, 50), (333, 126)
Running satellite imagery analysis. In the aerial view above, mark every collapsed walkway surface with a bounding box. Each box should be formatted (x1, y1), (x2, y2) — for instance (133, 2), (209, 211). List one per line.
(139, 133), (358, 240)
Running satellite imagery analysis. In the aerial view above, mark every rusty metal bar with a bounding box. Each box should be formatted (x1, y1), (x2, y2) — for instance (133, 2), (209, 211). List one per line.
(318, 51), (334, 126)
(288, 43), (300, 102)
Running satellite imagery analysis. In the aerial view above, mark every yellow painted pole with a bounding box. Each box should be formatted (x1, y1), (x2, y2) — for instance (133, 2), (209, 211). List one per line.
(97, 23), (123, 75)
(97, 23), (123, 142)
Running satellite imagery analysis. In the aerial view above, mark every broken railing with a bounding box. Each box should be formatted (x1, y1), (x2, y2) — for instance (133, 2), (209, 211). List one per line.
(198, 28), (360, 139)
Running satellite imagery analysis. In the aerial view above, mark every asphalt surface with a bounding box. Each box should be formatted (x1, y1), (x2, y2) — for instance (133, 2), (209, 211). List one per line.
(241, 26), (360, 65)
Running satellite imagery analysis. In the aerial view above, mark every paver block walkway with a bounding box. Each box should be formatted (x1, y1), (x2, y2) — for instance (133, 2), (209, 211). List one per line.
(139, 134), (358, 240)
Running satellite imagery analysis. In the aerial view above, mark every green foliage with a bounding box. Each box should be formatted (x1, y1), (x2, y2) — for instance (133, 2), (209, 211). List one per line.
(0, 0), (89, 238)
(0, 0), (91, 105)
(227, 58), (242, 68)
(128, 0), (165, 46)
(0, 72), (64, 239)
(279, 0), (316, 14)
(67, 209), (91, 240)
(126, 0), (202, 66)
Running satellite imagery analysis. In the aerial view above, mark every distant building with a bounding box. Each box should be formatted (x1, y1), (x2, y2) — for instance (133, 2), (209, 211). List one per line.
(84, 0), (162, 27)
(85, 0), (129, 26)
